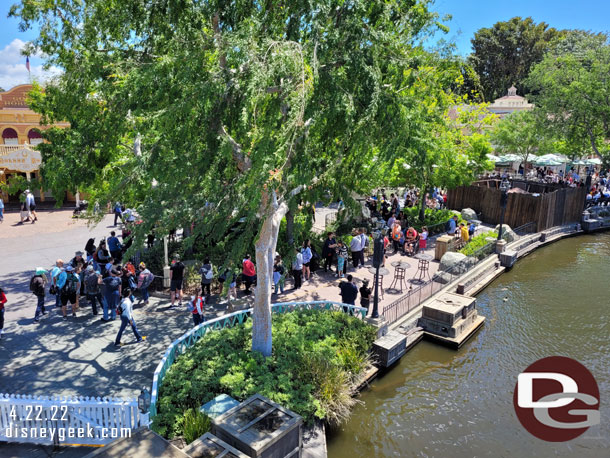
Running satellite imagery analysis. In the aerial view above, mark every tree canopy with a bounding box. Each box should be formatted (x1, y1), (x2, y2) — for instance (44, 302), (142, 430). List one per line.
(12, 0), (490, 355)
(490, 110), (542, 173)
(527, 31), (610, 161)
(468, 17), (562, 101)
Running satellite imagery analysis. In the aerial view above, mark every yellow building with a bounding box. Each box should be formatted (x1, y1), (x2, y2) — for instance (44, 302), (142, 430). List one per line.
(0, 84), (69, 203)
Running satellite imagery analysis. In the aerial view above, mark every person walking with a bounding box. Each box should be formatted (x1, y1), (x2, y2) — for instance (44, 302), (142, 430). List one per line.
(0, 287), (6, 338)
(102, 268), (121, 321)
(114, 289), (146, 346)
(113, 202), (122, 226)
(107, 231), (123, 263)
(30, 268), (48, 323)
(242, 255), (256, 295)
(339, 274), (358, 311)
(322, 232), (337, 273)
(84, 266), (102, 316)
(189, 289), (205, 326)
(137, 262), (153, 306)
(25, 190), (38, 223)
(18, 196), (30, 224)
(199, 259), (213, 298)
(301, 240), (313, 281)
(0, 196), (4, 223)
(169, 254), (185, 307)
(292, 247), (303, 290)
(60, 265), (80, 319)
(273, 256), (285, 295)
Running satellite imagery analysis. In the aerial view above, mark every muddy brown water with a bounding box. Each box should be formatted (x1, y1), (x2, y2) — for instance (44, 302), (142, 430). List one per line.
(326, 233), (609, 457)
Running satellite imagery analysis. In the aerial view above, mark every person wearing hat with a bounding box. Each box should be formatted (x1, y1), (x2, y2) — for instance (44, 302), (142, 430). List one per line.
(60, 265), (81, 320)
(359, 279), (372, 314)
(29, 267), (48, 323)
(169, 254), (185, 308)
(102, 268), (122, 321)
(70, 251), (87, 296)
(84, 265), (103, 316)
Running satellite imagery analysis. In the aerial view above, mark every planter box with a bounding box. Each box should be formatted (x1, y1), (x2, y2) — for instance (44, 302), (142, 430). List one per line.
(372, 331), (407, 367)
(212, 394), (302, 458)
(183, 432), (249, 458)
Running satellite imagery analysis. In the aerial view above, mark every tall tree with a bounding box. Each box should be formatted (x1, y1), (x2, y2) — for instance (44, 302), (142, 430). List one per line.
(468, 17), (561, 101)
(491, 110), (542, 177)
(527, 31), (610, 160)
(13, 0), (457, 356)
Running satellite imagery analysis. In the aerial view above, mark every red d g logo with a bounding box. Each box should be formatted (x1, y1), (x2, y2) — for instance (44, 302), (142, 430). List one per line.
(513, 356), (600, 442)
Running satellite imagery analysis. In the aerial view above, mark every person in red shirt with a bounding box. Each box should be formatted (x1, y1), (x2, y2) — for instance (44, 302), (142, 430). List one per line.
(0, 287), (6, 338)
(242, 255), (256, 295)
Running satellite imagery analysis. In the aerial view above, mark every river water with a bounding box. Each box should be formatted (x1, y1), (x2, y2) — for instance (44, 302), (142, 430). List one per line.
(326, 233), (609, 457)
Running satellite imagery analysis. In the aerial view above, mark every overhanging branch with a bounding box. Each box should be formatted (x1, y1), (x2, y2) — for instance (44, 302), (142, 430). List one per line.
(219, 125), (252, 173)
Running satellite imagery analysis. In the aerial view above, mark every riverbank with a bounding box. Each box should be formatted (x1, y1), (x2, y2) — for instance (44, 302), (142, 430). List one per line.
(327, 230), (609, 458)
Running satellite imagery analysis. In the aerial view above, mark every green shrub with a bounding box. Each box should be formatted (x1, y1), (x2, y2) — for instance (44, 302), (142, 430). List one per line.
(181, 408), (211, 444)
(459, 231), (496, 257)
(153, 310), (377, 438)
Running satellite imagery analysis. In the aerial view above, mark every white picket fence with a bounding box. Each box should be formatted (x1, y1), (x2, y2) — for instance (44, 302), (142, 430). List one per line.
(0, 393), (143, 446)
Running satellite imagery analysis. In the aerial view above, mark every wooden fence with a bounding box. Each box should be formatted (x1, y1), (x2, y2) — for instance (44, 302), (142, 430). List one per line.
(0, 394), (142, 446)
(447, 183), (586, 231)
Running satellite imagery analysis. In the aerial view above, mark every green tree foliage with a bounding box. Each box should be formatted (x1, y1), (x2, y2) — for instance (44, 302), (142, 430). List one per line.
(11, 0), (482, 355)
(491, 110), (542, 176)
(468, 17), (562, 101)
(527, 31), (610, 160)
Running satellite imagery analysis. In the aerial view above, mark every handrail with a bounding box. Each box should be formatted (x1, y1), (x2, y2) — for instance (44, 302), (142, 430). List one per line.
(149, 301), (367, 418)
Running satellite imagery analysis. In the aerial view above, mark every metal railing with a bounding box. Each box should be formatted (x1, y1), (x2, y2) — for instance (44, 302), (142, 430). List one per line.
(512, 222), (537, 237)
(149, 301), (367, 419)
(382, 240), (498, 326)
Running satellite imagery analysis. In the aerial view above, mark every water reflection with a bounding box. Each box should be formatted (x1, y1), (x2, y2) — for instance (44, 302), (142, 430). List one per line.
(327, 234), (609, 457)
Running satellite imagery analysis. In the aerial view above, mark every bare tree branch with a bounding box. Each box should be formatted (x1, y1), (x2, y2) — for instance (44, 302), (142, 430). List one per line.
(219, 125), (252, 173)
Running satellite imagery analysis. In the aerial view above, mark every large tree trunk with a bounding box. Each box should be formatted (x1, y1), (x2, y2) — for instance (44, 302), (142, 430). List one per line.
(252, 204), (286, 357)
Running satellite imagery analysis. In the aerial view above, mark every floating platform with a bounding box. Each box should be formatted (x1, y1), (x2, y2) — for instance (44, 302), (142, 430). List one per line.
(423, 314), (485, 349)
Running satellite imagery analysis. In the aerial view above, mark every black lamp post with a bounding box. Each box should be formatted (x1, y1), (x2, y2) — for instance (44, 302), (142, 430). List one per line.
(371, 232), (385, 319)
(497, 178), (511, 241)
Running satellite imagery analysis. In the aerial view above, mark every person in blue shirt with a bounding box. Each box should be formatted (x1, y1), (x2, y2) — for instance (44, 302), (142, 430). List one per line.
(107, 231), (123, 263)
(113, 202), (122, 226)
(301, 240), (313, 282)
(447, 215), (458, 235)
(51, 259), (66, 309)
(0, 196), (4, 223)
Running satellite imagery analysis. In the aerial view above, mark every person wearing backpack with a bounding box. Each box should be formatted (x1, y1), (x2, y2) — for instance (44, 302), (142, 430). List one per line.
(84, 266), (102, 316)
(137, 262), (153, 306)
(102, 268), (122, 321)
(29, 268), (48, 323)
(199, 259), (213, 298)
(60, 265), (80, 320)
(0, 287), (6, 338)
(114, 288), (146, 347)
(189, 289), (205, 326)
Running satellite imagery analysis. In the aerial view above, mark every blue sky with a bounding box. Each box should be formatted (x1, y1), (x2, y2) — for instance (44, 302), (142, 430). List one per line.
(0, 1), (609, 89)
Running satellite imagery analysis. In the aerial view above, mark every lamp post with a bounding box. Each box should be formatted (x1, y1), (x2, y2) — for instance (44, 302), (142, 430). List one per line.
(497, 178), (511, 241)
(371, 231), (385, 319)
(138, 388), (151, 426)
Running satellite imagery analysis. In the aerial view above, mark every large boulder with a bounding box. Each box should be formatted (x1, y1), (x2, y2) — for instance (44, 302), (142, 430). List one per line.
(461, 208), (477, 221)
(439, 252), (468, 273)
(494, 224), (517, 242)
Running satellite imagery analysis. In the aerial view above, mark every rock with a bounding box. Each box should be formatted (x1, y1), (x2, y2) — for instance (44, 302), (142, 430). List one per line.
(461, 208), (477, 221)
(432, 271), (453, 284)
(494, 224), (517, 242)
(439, 252), (466, 272)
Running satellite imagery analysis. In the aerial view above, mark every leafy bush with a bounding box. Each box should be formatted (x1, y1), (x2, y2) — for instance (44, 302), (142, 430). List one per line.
(152, 310), (377, 439)
(181, 408), (211, 444)
(459, 231), (496, 257)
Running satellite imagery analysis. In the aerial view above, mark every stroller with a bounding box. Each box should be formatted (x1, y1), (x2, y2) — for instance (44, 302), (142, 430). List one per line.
(73, 200), (88, 217)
